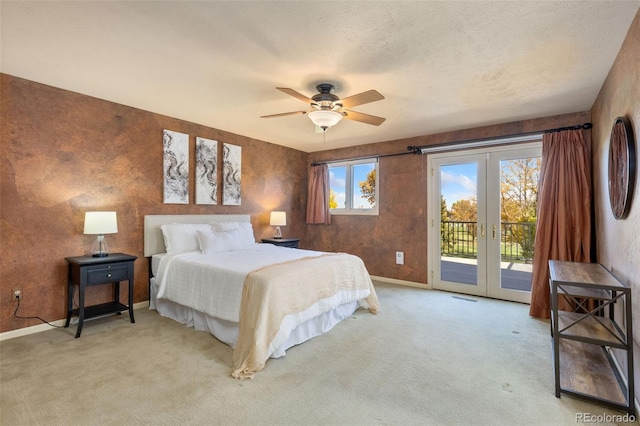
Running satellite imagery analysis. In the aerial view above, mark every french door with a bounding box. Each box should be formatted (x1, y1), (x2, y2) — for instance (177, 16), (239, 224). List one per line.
(427, 142), (541, 303)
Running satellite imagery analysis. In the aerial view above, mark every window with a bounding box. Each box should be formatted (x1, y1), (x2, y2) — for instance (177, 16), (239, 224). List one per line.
(329, 158), (379, 215)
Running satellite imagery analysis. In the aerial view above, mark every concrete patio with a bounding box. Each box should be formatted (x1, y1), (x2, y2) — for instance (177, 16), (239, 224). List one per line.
(441, 257), (533, 291)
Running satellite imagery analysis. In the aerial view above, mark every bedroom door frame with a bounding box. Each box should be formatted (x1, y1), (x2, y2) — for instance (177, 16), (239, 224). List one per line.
(427, 141), (542, 303)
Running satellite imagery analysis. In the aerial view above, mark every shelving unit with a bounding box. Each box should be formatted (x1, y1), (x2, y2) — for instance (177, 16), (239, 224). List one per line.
(549, 260), (634, 414)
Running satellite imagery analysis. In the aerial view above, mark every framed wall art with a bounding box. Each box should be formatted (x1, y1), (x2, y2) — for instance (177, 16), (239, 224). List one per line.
(222, 143), (241, 205)
(163, 129), (189, 204)
(195, 137), (218, 205)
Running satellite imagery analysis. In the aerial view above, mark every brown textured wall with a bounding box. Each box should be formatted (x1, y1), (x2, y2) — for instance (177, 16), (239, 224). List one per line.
(0, 74), (308, 333)
(0, 72), (607, 335)
(590, 10), (639, 406)
(307, 111), (591, 285)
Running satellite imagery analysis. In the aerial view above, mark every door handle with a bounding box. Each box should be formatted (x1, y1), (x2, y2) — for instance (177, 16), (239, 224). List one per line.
(492, 224), (497, 240)
(480, 224), (485, 238)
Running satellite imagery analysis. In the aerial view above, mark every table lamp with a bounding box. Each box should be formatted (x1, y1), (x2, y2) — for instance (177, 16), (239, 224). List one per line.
(269, 211), (286, 239)
(84, 211), (118, 257)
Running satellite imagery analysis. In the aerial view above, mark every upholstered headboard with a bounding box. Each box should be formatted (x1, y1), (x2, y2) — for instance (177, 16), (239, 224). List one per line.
(143, 214), (251, 257)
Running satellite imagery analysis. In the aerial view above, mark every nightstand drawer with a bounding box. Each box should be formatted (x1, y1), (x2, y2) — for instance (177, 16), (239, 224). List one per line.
(87, 265), (129, 285)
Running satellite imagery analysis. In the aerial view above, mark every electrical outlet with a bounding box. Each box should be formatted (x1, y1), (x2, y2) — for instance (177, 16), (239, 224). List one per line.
(396, 251), (404, 265)
(13, 289), (22, 300)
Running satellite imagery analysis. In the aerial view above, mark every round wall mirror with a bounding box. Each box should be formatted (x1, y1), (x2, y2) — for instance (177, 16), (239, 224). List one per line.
(608, 116), (636, 219)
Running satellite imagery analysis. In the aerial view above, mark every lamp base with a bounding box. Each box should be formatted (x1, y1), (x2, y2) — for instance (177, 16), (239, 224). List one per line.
(274, 226), (282, 239)
(90, 234), (110, 257)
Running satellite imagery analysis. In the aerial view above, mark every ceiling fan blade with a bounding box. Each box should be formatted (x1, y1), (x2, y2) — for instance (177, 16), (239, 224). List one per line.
(276, 87), (313, 104)
(260, 111), (307, 118)
(342, 109), (386, 126)
(339, 90), (384, 108)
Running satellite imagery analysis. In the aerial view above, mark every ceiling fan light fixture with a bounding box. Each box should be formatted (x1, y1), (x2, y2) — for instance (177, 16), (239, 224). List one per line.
(308, 109), (343, 131)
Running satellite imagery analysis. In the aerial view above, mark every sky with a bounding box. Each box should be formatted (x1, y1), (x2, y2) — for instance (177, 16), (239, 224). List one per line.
(330, 168), (346, 207)
(440, 163), (477, 210)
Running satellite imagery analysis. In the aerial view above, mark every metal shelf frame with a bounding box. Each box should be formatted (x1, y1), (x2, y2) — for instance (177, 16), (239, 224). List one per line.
(550, 260), (634, 415)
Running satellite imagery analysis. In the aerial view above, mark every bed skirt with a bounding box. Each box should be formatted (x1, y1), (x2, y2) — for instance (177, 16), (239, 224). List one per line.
(149, 277), (358, 358)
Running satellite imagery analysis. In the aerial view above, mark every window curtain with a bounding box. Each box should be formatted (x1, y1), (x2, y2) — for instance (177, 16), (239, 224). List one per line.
(529, 129), (592, 319)
(306, 164), (331, 225)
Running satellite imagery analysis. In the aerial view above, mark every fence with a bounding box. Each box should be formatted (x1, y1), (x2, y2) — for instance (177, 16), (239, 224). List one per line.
(441, 221), (536, 262)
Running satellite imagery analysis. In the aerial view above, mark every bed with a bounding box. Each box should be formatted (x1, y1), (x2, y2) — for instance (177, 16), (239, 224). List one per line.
(144, 214), (380, 379)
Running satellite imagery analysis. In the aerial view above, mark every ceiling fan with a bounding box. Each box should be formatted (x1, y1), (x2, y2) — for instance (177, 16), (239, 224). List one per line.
(261, 83), (386, 132)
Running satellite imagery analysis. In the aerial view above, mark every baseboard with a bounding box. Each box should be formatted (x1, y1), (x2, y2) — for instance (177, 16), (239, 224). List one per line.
(370, 275), (430, 289)
(0, 301), (149, 342)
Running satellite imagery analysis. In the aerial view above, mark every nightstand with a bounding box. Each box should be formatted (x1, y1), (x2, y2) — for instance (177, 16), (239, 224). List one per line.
(261, 238), (300, 248)
(65, 253), (137, 338)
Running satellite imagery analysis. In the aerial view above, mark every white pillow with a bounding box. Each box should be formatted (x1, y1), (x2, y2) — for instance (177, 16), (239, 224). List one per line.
(196, 229), (243, 254)
(210, 222), (256, 249)
(160, 223), (211, 254)
(210, 222), (237, 232)
(235, 222), (257, 249)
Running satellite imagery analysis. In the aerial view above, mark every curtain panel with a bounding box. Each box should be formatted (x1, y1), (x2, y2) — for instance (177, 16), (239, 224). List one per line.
(529, 129), (593, 319)
(306, 164), (331, 225)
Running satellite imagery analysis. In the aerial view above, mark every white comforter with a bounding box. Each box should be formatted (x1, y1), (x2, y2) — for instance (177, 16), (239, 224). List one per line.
(155, 244), (342, 322)
(156, 243), (380, 378)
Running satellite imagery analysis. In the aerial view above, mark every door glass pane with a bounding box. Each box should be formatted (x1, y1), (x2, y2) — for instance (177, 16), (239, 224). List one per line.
(440, 163), (478, 285)
(498, 157), (540, 291)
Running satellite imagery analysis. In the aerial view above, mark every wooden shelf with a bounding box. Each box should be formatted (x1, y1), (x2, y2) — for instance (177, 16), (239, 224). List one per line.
(550, 261), (627, 290)
(557, 285), (611, 300)
(556, 311), (626, 348)
(558, 339), (627, 406)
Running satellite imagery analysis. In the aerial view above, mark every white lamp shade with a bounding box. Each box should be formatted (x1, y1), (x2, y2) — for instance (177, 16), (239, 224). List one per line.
(270, 211), (286, 227)
(84, 211), (118, 235)
(308, 110), (342, 129)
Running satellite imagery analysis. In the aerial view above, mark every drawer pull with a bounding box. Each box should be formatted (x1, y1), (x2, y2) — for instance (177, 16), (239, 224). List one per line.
(107, 273), (112, 278)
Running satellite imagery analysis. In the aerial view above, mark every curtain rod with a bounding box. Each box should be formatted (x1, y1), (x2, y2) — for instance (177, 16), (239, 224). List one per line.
(310, 150), (413, 166)
(311, 122), (592, 165)
(544, 122), (592, 133)
(407, 122), (592, 155)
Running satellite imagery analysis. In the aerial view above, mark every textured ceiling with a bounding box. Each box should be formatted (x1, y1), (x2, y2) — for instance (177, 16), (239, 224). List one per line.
(2, 1), (639, 152)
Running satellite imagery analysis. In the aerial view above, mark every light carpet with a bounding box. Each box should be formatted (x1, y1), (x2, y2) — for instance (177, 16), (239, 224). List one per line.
(0, 282), (633, 425)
